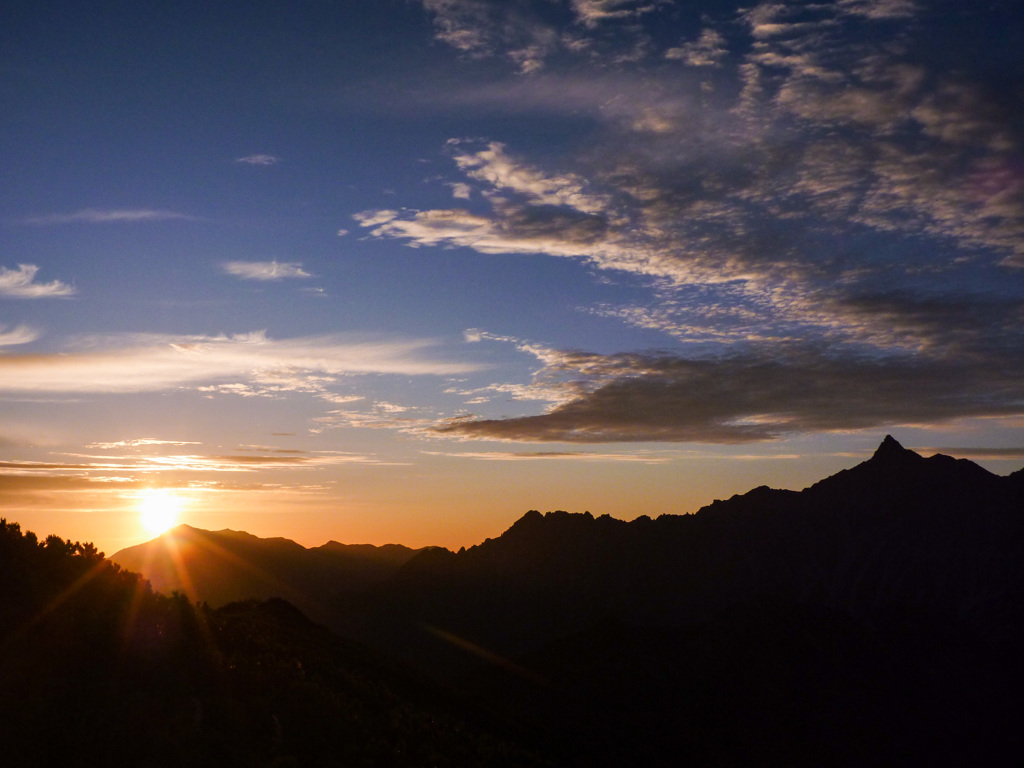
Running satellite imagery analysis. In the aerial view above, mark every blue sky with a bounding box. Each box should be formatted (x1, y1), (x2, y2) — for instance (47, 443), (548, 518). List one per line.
(2, 0), (1023, 552)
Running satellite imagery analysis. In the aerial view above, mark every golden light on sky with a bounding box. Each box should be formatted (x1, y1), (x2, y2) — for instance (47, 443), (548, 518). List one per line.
(137, 489), (183, 536)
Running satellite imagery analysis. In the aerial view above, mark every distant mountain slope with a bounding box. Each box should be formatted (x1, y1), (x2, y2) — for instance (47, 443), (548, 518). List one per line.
(112, 525), (420, 609)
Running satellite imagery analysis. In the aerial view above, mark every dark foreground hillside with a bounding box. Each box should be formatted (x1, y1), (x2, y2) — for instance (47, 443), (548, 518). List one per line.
(0, 519), (553, 767)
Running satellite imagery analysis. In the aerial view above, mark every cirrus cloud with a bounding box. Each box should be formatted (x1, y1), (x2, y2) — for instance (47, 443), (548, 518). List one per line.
(0, 331), (481, 395)
(235, 154), (281, 165)
(0, 264), (76, 298)
(0, 324), (42, 346)
(20, 208), (196, 225)
(222, 261), (312, 281)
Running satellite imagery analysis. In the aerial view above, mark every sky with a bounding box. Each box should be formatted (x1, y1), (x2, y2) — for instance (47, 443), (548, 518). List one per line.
(2, 0), (1023, 553)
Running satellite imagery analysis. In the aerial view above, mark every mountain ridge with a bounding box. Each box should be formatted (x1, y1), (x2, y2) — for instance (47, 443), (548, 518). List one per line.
(114, 435), (1017, 565)
(376, 436), (1023, 660)
(112, 436), (1024, 664)
(112, 524), (422, 609)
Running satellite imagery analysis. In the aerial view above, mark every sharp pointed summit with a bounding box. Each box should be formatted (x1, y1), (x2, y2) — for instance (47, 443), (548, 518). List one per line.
(871, 434), (915, 460)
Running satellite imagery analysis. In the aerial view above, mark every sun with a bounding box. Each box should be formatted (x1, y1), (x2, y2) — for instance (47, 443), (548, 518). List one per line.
(138, 489), (183, 536)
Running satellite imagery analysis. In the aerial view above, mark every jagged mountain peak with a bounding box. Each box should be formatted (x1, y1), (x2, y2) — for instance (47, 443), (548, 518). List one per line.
(500, 509), (596, 539)
(862, 435), (998, 482)
(869, 434), (921, 463)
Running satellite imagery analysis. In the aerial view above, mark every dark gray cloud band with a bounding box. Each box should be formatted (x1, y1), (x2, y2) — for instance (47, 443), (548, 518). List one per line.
(433, 348), (1024, 443)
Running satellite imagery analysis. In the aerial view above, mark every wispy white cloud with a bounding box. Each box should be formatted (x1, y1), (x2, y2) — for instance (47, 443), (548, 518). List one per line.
(446, 380), (570, 405)
(0, 331), (481, 394)
(137, 451), (394, 471)
(0, 264), (76, 298)
(0, 448), (396, 480)
(420, 0), (498, 54)
(416, 0), (660, 73)
(87, 438), (202, 449)
(311, 400), (437, 433)
(222, 261), (312, 281)
(355, 142), (645, 277)
(235, 154), (281, 165)
(570, 0), (661, 28)
(424, 449), (672, 462)
(453, 140), (608, 213)
(666, 27), (728, 67)
(730, 3), (1024, 268)
(838, 0), (917, 20)
(20, 208), (195, 225)
(419, 0), (561, 72)
(0, 324), (41, 346)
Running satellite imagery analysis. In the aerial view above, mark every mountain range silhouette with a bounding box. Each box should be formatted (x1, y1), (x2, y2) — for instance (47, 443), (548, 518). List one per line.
(105, 436), (1024, 765)
(113, 436), (1024, 657)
